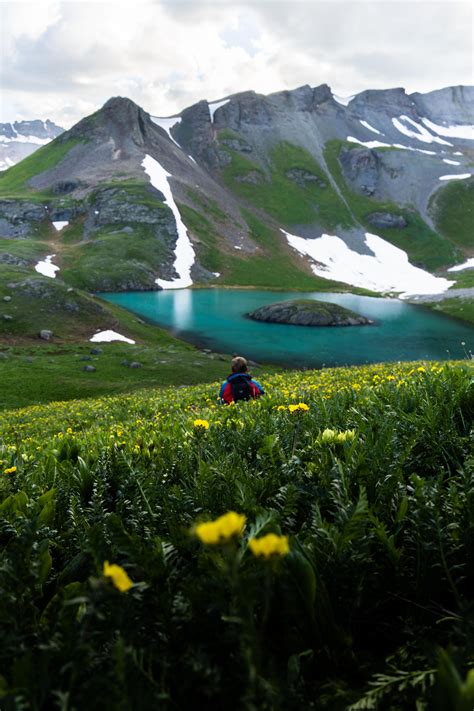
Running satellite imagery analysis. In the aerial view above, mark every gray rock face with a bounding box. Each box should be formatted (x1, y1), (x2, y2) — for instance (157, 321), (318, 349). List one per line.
(366, 212), (408, 229)
(0, 200), (47, 237)
(91, 186), (170, 226)
(340, 147), (379, 196)
(174, 100), (214, 165)
(39, 330), (53, 340)
(0, 253), (29, 266)
(247, 299), (373, 326)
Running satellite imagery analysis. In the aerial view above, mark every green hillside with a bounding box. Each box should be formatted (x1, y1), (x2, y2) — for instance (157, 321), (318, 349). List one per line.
(0, 136), (85, 198)
(430, 179), (474, 250)
(0, 361), (473, 708)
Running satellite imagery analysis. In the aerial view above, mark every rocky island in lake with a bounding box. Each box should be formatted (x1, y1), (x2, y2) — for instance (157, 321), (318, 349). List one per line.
(247, 299), (374, 327)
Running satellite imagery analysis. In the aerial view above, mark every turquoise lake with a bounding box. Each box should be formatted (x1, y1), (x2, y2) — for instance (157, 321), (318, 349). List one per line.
(101, 290), (474, 368)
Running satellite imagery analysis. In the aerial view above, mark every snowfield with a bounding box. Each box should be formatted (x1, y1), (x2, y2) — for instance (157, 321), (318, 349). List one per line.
(439, 174), (471, 181)
(52, 221), (69, 231)
(35, 255), (60, 279)
(142, 154), (195, 289)
(392, 115), (452, 146)
(281, 229), (454, 298)
(448, 259), (474, 272)
(150, 116), (182, 148)
(208, 99), (230, 121)
(89, 330), (135, 344)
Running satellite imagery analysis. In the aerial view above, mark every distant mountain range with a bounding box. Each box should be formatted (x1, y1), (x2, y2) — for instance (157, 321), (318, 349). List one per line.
(0, 83), (472, 341)
(0, 119), (64, 171)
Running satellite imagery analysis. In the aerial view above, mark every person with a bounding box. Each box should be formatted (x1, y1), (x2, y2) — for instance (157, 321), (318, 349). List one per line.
(219, 356), (265, 405)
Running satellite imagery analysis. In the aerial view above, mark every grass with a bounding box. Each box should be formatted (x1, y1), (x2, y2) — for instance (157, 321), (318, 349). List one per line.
(0, 137), (85, 199)
(323, 140), (460, 271)
(222, 141), (354, 230)
(59, 223), (169, 292)
(0, 342), (234, 410)
(425, 297), (474, 325)
(0, 362), (472, 708)
(430, 179), (474, 250)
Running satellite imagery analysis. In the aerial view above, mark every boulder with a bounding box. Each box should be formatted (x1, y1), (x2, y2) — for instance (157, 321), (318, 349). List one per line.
(366, 212), (408, 229)
(3, 315), (12, 321)
(90, 347), (103, 355)
(39, 329), (53, 340)
(3, 296), (12, 302)
(129, 361), (142, 369)
(82, 365), (96, 372)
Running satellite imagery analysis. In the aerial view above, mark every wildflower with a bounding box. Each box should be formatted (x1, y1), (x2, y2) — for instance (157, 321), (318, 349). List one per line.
(274, 405), (287, 411)
(249, 533), (290, 559)
(4, 466), (17, 475)
(103, 561), (133, 592)
(193, 419), (209, 430)
(195, 511), (246, 545)
(337, 429), (356, 443)
(288, 403), (309, 414)
(66, 427), (73, 435)
(320, 428), (337, 442)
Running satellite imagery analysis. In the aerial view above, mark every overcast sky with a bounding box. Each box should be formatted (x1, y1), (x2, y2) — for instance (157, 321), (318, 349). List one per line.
(1, 0), (473, 128)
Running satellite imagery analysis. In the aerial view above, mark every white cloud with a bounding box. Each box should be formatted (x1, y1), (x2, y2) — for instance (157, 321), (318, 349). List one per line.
(0, 1), (472, 127)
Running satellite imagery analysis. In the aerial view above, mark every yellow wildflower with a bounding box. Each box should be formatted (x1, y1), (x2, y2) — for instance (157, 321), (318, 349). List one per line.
(249, 533), (290, 559)
(103, 561), (133, 592)
(193, 419), (210, 430)
(195, 511), (246, 545)
(4, 466), (17, 475)
(288, 403), (309, 414)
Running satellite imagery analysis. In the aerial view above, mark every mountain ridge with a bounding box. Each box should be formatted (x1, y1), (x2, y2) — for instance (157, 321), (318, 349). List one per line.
(0, 81), (472, 342)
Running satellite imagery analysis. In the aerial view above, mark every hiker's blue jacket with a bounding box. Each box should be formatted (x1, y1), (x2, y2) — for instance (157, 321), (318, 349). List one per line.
(219, 372), (264, 404)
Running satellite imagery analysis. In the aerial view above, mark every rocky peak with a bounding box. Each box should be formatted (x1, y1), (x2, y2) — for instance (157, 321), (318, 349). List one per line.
(349, 87), (416, 117)
(68, 96), (153, 148)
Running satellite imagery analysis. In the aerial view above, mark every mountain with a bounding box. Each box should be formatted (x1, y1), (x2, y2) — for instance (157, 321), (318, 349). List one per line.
(0, 84), (473, 341)
(0, 119), (64, 171)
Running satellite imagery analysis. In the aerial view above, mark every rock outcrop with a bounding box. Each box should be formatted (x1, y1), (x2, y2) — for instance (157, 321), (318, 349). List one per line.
(247, 299), (373, 326)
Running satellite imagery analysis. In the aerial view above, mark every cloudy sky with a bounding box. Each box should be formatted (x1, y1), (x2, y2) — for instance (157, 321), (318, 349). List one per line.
(1, 0), (472, 128)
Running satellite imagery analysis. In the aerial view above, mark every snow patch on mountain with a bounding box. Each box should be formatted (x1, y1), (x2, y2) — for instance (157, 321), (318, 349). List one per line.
(0, 134), (51, 146)
(52, 221), (68, 231)
(333, 93), (354, 106)
(392, 116), (453, 146)
(150, 116), (182, 148)
(0, 157), (15, 171)
(35, 255), (60, 279)
(359, 120), (383, 135)
(281, 229), (454, 298)
(442, 159), (461, 165)
(208, 99), (230, 122)
(448, 259), (474, 272)
(142, 154), (195, 289)
(347, 136), (437, 155)
(439, 173), (471, 181)
(90, 330), (135, 344)
(421, 118), (474, 140)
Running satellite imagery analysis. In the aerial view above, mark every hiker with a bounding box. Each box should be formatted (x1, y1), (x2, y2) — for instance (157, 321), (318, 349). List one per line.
(219, 356), (265, 405)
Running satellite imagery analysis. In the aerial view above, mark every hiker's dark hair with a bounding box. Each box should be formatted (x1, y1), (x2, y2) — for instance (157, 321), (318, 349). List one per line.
(231, 356), (248, 373)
